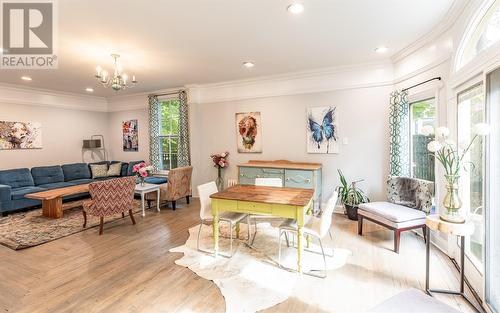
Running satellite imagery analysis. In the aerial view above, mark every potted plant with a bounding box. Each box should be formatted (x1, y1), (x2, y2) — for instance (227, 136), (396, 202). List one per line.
(336, 169), (369, 220)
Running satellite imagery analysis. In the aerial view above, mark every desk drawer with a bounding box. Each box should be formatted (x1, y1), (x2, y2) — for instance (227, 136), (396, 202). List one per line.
(284, 169), (313, 189)
(239, 167), (284, 185)
(237, 201), (272, 214)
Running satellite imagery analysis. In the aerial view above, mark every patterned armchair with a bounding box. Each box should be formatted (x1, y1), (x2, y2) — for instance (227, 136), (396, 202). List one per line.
(82, 176), (137, 235)
(146, 166), (193, 210)
(358, 176), (434, 253)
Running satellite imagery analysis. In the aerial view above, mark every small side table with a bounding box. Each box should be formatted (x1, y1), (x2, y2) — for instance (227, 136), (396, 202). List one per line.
(425, 214), (480, 312)
(134, 183), (160, 217)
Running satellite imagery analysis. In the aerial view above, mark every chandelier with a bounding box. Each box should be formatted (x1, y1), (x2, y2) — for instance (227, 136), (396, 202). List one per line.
(94, 54), (138, 91)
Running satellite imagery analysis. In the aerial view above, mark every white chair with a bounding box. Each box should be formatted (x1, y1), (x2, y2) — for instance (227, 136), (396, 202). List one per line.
(197, 181), (249, 257)
(249, 177), (284, 245)
(278, 191), (338, 278)
(227, 178), (238, 188)
(255, 177), (282, 187)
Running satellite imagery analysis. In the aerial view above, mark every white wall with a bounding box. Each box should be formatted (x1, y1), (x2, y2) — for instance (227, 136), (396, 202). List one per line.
(190, 86), (392, 201)
(0, 102), (109, 170)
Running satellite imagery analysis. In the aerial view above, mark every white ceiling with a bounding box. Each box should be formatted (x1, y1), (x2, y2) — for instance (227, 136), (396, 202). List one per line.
(0, 0), (455, 98)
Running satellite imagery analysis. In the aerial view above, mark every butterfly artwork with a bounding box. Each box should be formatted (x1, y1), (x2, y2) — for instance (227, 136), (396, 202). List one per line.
(306, 106), (339, 154)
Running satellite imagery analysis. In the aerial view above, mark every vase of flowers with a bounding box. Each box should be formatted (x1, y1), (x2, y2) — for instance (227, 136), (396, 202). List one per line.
(424, 123), (490, 223)
(132, 162), (154, 186)
(210, 152), (229, 191)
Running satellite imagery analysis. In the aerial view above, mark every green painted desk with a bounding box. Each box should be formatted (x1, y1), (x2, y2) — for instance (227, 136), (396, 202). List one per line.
(210, 184), (314, 273)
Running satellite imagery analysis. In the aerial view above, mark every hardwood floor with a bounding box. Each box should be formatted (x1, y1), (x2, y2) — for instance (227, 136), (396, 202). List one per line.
(0, 199), (480, 313)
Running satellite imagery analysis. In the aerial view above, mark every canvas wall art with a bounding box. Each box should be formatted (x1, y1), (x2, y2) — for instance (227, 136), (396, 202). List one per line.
(0, 121), (42, 149)
(123, 119), (139, 152)
(236, 112), (262, 153)
(307, 106), (339, 154)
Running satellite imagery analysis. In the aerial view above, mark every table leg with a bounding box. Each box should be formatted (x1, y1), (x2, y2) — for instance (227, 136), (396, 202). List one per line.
(460, 236), (465, 293)
(156, 189), (160, 212)
(213, 215), (219, 257)
(297, 225), (303, 274)
(42, 197), (63, 218)
(426, 226), (430, 292)
(141, 192), (145, 217)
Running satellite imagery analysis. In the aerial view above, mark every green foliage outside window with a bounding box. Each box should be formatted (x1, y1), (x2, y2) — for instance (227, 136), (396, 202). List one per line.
(159, 100), (180, 170)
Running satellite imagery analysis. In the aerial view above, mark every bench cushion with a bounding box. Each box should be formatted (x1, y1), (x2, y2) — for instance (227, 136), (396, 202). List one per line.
(144, 176), (168, 185)
(368, 289), (460, 313)
(358, 201), (426, 223)
(11, 186), (46, 200)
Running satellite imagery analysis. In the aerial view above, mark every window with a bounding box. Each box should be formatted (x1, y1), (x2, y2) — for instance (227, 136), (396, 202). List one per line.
(457, 84), (485, 265)
(457, 0), (500, 69)
(159, 99), (180, 170)
(410, 98), (436, 181)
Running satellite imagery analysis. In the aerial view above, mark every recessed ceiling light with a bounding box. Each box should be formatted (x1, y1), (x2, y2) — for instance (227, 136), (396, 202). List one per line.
(287, 3), (304, 14)
(374, 46), (388, 53)
(85, 87), (94, 92)
(21, 76), (32, 81)
(242, 61), (255, 68)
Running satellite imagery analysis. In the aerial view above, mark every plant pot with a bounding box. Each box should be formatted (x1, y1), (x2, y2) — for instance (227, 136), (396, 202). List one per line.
(345, 204), (358, 221)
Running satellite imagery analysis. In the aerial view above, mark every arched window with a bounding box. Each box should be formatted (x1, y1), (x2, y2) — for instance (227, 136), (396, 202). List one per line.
(456, 0), (500, 70)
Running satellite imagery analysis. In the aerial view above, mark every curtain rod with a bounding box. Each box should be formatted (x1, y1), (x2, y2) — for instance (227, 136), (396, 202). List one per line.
(402, 77), (441, 92)
(149, 90), (185, 97)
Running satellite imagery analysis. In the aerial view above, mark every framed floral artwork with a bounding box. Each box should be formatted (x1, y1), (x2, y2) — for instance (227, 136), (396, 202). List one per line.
(0, 121), (42, 149)
(236, 112), (262, 153)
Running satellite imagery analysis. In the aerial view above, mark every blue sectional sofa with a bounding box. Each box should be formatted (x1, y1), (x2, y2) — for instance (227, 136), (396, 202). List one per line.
(0, 160), (167, 215)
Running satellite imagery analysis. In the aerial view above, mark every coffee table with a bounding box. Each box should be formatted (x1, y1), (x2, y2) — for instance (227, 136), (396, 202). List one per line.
(134, 183), (160, 217)
(25, 184), (90, 219)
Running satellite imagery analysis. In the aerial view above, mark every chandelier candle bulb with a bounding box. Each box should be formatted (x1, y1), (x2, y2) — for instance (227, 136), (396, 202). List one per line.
(96, 66), (101, 77)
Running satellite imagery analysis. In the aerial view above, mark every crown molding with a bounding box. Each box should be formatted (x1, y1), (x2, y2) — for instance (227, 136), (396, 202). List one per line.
(391, 0), (469, 63)
(0, 82), (108, 112)
(187, 61), (394, 104)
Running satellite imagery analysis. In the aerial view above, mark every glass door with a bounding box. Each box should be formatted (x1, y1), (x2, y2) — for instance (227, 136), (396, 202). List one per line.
(486, 68), (500, 313)
(456, 84), (486, 294)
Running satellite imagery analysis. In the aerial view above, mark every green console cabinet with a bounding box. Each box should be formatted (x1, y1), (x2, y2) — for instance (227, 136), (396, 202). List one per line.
(238, 160), (322, 213)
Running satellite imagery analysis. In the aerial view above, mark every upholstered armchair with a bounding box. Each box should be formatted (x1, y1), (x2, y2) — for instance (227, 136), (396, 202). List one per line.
(82, 176), (137, 235)
(358, 176), (434, 253)
(146, 166), (193, 210)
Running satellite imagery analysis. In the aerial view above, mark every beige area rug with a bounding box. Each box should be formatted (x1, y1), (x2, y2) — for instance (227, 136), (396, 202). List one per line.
(0, 200), (143, 250)
(170, 222), (352, 313)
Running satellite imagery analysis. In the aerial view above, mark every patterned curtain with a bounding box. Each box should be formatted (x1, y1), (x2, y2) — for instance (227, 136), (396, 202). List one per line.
(178, 90), (191, 166)
(148, 95), (161, 171)
(389, 90), (410, 177)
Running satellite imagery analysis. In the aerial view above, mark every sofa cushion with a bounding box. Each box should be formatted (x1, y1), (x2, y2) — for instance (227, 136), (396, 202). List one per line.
(0, 168), (34, 188)
(358, 201), (426, 223)
(37, 182), (73, 190)
(31, 166), (64, 186)
(11, 186), (46, 200)
(127, 160), (145, 176)
(144, 176), (168, 185)
(107, 162), (122, 177)
(68, 178), (93, 185)
(62, 163), (91, 181)
(90, 164), (108, 179)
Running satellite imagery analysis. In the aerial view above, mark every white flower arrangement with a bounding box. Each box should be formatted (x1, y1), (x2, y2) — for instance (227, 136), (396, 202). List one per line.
(426, 123), (490, 176)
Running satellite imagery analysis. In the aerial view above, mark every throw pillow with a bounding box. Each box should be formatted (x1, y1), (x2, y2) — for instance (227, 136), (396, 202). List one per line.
(107, 162), (122, 177)
(90, 164), (108, 179)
